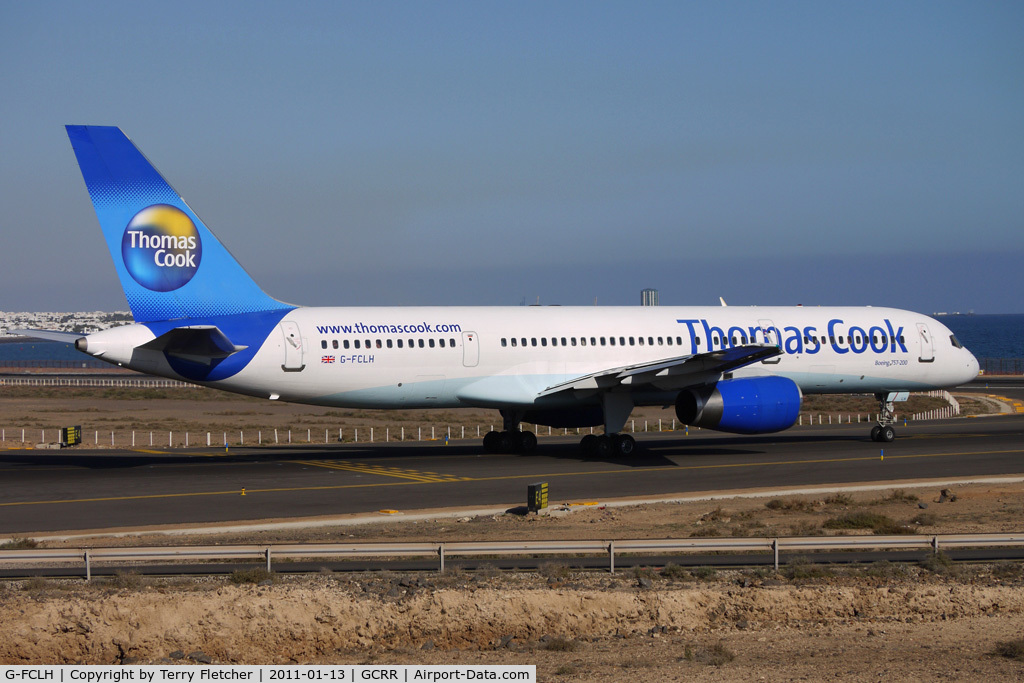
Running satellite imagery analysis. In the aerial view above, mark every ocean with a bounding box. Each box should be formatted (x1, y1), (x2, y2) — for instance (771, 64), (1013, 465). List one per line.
(1, 314), (1021, 364)
(939, 314), (1024, 360)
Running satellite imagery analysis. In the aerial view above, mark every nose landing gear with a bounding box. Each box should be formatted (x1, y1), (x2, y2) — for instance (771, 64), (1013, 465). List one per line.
(870, 392), (897, 442)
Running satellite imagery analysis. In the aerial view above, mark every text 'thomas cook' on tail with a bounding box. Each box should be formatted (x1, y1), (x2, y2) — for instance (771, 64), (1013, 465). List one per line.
(66, 125), (287, 323)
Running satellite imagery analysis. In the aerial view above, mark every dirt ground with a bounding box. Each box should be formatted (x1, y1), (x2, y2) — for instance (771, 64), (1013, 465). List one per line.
(2, 387), (1023, 678)
(4, 481), (1024, 678)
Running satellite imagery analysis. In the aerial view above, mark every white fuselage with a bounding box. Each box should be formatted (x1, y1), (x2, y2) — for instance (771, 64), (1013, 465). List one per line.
(94, 305), (976, 410)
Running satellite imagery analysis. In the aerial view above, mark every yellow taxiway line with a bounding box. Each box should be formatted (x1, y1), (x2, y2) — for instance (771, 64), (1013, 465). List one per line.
(2, 446), (1022, 509)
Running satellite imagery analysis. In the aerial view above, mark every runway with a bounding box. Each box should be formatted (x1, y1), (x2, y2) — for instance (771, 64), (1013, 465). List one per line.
(2, 413), (1022, 535)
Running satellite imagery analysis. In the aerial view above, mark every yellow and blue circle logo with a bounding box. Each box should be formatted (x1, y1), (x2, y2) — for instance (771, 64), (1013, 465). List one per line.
(121, 204), (202, 292)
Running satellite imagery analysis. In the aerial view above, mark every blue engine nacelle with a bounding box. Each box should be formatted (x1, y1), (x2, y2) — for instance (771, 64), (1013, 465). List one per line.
(675, 376), (802, 434)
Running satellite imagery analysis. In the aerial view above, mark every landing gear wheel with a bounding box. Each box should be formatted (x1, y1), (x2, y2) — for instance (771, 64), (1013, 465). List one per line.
(519, 430), (538, 453)
(879, 425), (895, 443)
(579, 434), (598, 457)
(483, 430), (502, 453)
(612, 433), (636, 456)
(594, 435), (613, 458)
(498, 431), (522, 454)
(870, 425), (882, 442)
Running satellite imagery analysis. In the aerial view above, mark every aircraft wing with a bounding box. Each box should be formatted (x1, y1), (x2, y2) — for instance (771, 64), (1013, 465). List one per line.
(537, 344), (781, 397)
(7, 329), (82, 344)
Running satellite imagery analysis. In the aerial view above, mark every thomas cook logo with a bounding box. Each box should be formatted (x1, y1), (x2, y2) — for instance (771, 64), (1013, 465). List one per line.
(121, 204), (202, 292)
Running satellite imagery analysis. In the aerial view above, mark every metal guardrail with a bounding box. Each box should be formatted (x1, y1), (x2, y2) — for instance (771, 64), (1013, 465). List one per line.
(2, 533), (1022, 579)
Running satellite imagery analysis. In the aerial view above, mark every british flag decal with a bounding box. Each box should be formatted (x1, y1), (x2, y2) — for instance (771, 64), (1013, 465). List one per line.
(321, 356), (335, 364)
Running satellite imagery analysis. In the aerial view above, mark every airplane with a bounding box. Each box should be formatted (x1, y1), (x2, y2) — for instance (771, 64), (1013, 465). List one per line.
(15, 126), (980, 457)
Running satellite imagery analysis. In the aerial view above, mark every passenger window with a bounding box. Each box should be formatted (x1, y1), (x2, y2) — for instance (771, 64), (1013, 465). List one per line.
(418, 339), (424, 348)
(581, 338), (587, 346)
(571, 338), (576, 346)
(600, 337), (606, 346)
(667, 337), (673, 346)
(590, 337), (596, 346)
(333, 340), (339, 349)
(354, 340), (361, 349)
(429, 339), (435, 348)
(521, 338), (527, 347)
(629, 337), (636, 346)
(657, 337), (663, 345)
(501, 338), (507, 347)
(511, 338), (517, 347)
(450, 339), (455, 346)
(531, 338), (537, 347)
(676, 337), (682, 345)
(439, 339), (445, 348)
(343, 340), (350, 349)
(610, 337), (616, 346)
(561, 337), (567, 346)
(376, 340), (382, 349)
(541, 338), (548, 347)
(321, 340), (327, 349)
(386, 340), (392, 349)
(397, 339), (404, 348)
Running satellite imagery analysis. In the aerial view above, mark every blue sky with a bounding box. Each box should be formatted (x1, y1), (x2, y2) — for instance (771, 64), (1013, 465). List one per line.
(2, 1), (1022, 313)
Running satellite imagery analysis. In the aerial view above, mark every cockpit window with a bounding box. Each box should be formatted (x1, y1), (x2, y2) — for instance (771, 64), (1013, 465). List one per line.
(950, 334), (963, 349)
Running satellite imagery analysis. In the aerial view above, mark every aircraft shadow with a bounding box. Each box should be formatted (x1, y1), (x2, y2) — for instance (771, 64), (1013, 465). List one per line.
(0, 430), (869, 471)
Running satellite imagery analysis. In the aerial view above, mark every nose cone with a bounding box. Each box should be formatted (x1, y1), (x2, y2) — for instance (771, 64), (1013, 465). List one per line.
(964, 350), (980, 382)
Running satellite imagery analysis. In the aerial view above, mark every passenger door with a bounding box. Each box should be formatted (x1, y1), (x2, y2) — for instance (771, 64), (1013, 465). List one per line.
(280, 321), (305, 371)
(462, 331), (480, 367)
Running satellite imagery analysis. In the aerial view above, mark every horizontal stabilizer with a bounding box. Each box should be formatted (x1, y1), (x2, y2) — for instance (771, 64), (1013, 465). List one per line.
(138, 325), (247, 366)
(7, 329), (82, 344)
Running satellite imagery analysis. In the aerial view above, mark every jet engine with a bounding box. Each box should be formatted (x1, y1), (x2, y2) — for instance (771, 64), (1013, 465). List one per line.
(675, 376), (801, 434)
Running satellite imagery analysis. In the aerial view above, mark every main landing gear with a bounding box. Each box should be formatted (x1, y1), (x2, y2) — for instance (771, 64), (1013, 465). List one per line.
(479, 407), (639, 457)
(579, 432), (636, 458)
(482, 409), (538, 454)
(483, 428), (537, 454)
(870, 392), (896, 443)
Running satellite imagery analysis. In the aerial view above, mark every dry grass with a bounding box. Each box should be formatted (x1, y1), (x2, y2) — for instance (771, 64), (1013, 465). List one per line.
(992, 639), (1024, 661)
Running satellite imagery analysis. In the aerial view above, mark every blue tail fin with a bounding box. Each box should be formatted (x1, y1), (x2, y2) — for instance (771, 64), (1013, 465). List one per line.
(66, 125), (287, 323)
